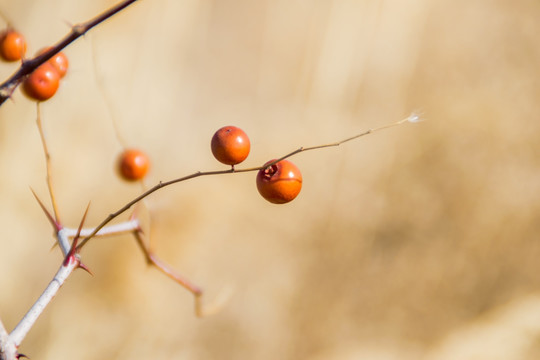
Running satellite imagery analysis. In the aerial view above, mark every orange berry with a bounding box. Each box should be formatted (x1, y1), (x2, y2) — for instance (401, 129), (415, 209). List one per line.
(118, 149), (150, 181)
(256, 159), (302, 204)
(0, 30), (26, 61)
(38, 47), (69, 78)
(22, 63), (60, 101)
(211, 126), (250, 166)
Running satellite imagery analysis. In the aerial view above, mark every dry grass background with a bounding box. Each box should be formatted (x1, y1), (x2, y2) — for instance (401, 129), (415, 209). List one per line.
(0, 0), (539, 359)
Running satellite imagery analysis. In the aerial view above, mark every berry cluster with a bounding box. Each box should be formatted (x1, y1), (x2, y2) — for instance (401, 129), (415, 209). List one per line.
(22, 48), (69, 101)
(0, 28), (69, 101)
(115, 126), (302, 205)
(211, 125), (302, 204)
(0, 29), (301, 203)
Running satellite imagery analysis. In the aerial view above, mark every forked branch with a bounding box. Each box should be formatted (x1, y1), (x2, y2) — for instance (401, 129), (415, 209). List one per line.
(1, 113), (419, 358)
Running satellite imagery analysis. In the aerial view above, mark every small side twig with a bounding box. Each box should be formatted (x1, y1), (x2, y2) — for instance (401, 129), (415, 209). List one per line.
(63, 219), (139, 239)
(133, 229), (229, 317)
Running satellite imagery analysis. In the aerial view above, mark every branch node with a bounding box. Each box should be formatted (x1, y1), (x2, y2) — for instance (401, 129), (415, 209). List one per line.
(71, 23), (86, 37)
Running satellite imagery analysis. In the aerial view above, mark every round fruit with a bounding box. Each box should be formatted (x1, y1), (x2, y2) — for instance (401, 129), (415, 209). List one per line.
(0, 30), (26, 61)
(22, 63), (60, 101)
(211, 126), (250, 166)
(118, 149), (150, 181)
(256, 159), (302, 204)
(38, 47), (69, 78)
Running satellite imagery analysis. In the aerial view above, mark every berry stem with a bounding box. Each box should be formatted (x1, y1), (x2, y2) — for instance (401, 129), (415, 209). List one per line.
(90, 36), (129, 149)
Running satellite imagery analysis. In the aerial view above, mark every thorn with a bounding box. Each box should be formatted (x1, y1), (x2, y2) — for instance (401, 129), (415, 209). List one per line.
(75, 202), (91, 241)
(49, 240), (59, 251)
(30, 188), (61, 231)
(78, 261), (94, 276)
(63, 19), (73, 29)
(63, 202), (90, 266)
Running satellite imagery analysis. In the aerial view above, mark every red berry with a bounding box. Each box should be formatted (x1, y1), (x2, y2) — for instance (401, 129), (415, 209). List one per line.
(211, 126), (250, 166)
(0, 30), (26, 61)
(256, 159), (302, 204)
(38, 47), (69, 78)
(22, 63), (60, 101)
(118, 149), (150, 181)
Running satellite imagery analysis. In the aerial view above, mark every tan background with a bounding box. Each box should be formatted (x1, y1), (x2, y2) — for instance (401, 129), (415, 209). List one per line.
(0, 0), (539, 359)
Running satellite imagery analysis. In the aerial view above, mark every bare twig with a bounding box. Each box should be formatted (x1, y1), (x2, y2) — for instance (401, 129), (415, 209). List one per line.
(90, 36), (129, 149)
(63, 219), (139, 238)
(36, 103), (62, 225)
(133, 230), (202, 294)
(133, 230), (229, 317)
(0, 0), (140, 105)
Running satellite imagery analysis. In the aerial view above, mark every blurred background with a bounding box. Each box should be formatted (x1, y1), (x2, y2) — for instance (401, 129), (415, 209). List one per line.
(0, 0), (539, 359)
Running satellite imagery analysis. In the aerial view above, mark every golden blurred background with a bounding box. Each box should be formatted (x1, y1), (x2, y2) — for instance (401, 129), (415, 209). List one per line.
(0, 0), (539, 359)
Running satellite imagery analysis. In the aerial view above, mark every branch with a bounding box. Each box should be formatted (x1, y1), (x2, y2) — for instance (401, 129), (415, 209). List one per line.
(77, 113), (419, 250)
(8, 231), (77, 348)
(0, 0), (140, 105)
(0, 318), (16, 360)
(0, 113), (419, 355)
(6, 218), (138, 349)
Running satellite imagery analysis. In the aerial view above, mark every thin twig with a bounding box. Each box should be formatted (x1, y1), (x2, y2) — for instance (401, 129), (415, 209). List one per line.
(133, 230), (229, 317)
(0, 0), (140, 105)
(90, 36), (129, 149)
(133, 230), (202, 295)
(0, 9), (13, 28)
(36, 103), (61, 224)
(63, 219), (139, 238)
(77, 114), (418, 251)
